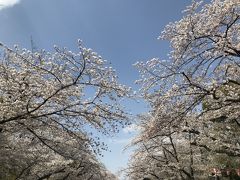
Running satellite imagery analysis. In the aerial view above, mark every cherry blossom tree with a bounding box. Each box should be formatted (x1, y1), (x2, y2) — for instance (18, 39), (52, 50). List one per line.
(0, 40), (129, 179)
(127, 0), (240, 179)
(0, 128), (118, 180)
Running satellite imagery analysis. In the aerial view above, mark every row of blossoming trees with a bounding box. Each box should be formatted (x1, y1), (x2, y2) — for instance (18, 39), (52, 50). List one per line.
(0, 40), (129, 179)
(0, 0), (239, 179)
(125, 0), (240, 179)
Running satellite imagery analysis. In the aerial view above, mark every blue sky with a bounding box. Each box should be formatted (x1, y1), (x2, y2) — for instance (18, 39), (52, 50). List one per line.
(0, 0), (191, 176)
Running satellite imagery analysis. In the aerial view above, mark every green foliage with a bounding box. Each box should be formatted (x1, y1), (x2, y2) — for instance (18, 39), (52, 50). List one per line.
(0, 165), (17, 180)
(211, 154), (239, 169)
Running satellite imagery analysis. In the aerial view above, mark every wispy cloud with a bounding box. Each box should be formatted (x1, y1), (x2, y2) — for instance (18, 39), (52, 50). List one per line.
(0, 0), (20, 10)
(108, 138), (132, 145)
(122, 123), (141, 134)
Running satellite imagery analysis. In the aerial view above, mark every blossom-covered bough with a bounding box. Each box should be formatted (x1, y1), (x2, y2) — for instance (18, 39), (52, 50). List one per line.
(0, 40), (129, 179)
(1, 128), (118, 179)
(126, 0), (240, 179)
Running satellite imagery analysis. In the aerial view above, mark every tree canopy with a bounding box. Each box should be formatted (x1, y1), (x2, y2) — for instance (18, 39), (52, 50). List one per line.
(126, 0), (240, 179)
(0, 41), (129, 179)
